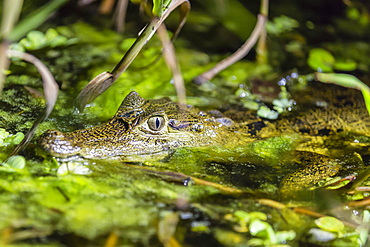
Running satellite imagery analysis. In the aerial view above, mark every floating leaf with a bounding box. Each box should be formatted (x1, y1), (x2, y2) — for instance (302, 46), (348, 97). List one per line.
(307, 48), (335, 72)
(57, 162), (92, 175)
(234, 210), (251, 222)
(257, 105), (279, 119)
(266, 15), (299, 35)
(249, 212), (268, 221)
(275, 230), (296, 243)
(315, 216), (344, 233)
(249, 219), (276, 243)
(0, 129), (24, 147)
(0, 129), (10, 147)
(5, 155), (26, 169)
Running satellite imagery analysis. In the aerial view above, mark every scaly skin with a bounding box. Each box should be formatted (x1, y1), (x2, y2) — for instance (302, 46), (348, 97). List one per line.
(39, 91), (235, 160)
(38, 88), (370, 194)
(39, 88), (370, 160)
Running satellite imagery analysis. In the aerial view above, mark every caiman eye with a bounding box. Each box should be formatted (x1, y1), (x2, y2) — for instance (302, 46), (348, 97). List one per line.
(147, 116), (165, 131)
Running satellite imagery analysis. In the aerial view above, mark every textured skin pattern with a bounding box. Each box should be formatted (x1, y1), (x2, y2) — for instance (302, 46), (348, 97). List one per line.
(39, 92), (231, 159)
(39, 87), (370, 161)
(39, 87), (370, 193)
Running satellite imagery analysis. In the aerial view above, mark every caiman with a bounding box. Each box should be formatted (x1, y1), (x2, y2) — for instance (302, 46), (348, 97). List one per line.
(39, 86), (370, 161)
(39, 85), (370, 196)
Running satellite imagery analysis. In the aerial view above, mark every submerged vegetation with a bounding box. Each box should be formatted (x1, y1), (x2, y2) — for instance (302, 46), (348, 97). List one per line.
(1, 0), (370, 246)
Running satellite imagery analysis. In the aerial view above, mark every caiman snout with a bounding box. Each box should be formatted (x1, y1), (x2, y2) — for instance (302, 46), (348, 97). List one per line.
(39, 130), (82, 158)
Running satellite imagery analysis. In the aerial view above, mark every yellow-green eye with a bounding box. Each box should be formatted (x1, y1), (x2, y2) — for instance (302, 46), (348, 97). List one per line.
(147, 116), (165, 131)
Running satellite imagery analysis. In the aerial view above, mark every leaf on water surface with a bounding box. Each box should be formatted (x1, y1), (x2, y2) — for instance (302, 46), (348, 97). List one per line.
(315, 216), (345, 234)
(3, 155), (26, 169)
(307, 48), (335, 72)
(308, 48), (357, 72)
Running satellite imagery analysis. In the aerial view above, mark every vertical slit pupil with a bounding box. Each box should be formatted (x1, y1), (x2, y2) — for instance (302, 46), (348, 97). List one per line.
(156, 117), (160, 129)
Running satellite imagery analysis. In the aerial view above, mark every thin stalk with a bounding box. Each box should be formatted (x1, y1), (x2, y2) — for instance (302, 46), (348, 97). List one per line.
(125, 163), (247, 195)
(111, 0), (189, 79)
(256, 0), (269, 64)
(114, 0), (129, 34)
(0, 0), (24, 38)
(0, 42), (10, 97)
(111, 18), (160, 79)
(156, 23), (186, 105)
(0, 0), (24, 96)
(193, 14), (267, 85)
(315, 72), (370, 115)
(99, 0), (116, 14)
(258, 199), (358, 229)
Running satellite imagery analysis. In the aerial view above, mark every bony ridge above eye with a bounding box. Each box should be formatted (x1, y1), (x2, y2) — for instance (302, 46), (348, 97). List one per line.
(147, 116), (165, 131)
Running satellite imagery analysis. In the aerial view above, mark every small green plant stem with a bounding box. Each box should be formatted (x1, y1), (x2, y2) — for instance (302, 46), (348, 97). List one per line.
(256, 0), (269, 64)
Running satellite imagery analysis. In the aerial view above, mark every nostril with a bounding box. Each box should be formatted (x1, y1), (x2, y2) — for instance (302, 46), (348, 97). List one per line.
(38, 130), (65, 149)
(41, 130), (64, 140)
(47, 129), (62, 137)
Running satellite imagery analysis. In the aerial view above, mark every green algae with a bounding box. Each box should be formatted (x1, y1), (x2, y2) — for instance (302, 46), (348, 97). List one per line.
(0, 160), (223, 244)
(1, 3), (370, 246)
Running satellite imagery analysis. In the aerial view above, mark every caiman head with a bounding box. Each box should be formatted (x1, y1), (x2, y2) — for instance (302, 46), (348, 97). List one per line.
(39, 91), (231, 160)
